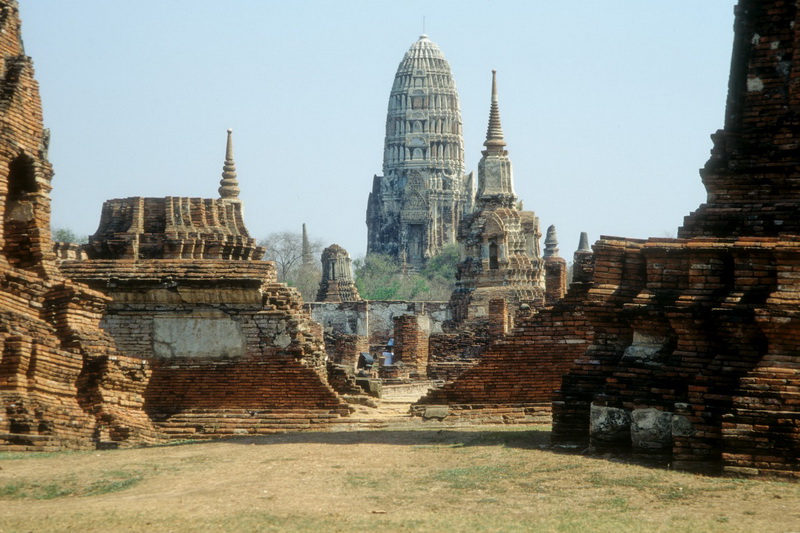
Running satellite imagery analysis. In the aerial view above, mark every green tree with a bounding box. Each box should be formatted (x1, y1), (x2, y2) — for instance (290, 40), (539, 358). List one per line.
(51, 227), (88, 244)
(353, 245), (459, 301)
(419, 242), (459, 299)
(259, 231), (323, 302)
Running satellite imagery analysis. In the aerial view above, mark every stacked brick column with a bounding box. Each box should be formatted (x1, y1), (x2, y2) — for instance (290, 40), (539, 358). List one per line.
(392, 314), (429, 378)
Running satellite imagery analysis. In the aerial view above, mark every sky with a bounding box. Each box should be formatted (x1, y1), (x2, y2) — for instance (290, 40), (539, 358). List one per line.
(19, 1), (736, 260)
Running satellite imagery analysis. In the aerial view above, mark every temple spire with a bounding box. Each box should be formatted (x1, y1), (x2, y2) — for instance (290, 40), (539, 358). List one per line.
(577, 232), (591, 252)
(476, 69), (515, 206)
(219, 128), (240, 201)
(302, 223), (313, 267)
(543, 225), (559, 258)
(483, 70), (507, 155)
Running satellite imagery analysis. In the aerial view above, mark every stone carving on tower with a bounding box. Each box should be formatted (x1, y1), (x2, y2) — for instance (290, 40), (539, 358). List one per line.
(449, 71), (545, 324)
(366, 35), (475, 269)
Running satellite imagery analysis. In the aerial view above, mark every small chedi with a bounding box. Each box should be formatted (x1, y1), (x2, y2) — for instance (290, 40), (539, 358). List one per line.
(316, 244), (361, 303)
(60, 129), (350, 440)
(552, 0), (800, 478)
(366, 35), (475, 269)
(542, 225), (568, 305)
(85, 130), (261, 262)
(0, 0), (158, 450)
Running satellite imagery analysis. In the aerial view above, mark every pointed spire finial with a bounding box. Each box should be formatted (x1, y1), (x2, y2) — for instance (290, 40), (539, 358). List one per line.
(484, 70), (506, 154)
(219, 128), (241, 201)
(302, 223), (313, 267)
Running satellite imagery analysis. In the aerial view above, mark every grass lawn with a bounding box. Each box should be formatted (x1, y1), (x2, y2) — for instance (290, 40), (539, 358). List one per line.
(1, 425), (798, 532)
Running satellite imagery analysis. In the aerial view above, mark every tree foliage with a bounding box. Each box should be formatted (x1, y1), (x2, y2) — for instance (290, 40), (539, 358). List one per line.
(52, 227), (88, 244)
(259, 231), (324, 302)
(353, 244), (459, 301)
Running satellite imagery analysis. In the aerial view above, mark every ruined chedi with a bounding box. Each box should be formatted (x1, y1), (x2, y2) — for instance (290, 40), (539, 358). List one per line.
(316, 244), (361, 303)
(366, 35), (474, 269)
(61, 130), (349, 441)
(449, 71), (545, 323)
(85, 129), (262, 261)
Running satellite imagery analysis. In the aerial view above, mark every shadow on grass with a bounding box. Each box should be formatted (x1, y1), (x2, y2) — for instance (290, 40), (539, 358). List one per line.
(213, 427), (553, 450)
(211, 428), (680, 472)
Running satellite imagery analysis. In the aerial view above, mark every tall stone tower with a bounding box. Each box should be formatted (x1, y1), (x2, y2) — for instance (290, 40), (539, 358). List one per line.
(449, 71), (544, 324)
(366, 35), (474, 269)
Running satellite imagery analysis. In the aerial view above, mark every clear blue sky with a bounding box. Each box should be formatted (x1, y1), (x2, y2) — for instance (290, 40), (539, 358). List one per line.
(19, 1), (735, 260)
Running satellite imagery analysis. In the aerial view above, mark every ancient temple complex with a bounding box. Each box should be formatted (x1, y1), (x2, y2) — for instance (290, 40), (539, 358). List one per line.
(366, 35), (474, 269)
(449, 71), (545, 324)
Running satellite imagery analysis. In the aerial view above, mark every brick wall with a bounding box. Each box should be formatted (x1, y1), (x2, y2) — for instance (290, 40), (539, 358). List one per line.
(551, 0), (800, 478)
(0, 1), (159, 451)
(61, 258), (349, 436)
(393, 314), (429, 378)
(413, 254), (595, 422)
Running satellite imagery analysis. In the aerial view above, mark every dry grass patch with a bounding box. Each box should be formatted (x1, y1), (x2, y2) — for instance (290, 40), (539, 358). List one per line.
(0, 425), (798, 532)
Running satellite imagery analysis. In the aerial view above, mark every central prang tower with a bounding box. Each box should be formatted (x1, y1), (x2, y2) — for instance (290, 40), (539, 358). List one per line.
(366, 35), (474, 269)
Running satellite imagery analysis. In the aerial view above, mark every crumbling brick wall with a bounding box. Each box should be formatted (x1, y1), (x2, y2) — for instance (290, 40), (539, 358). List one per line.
(393, 314), (429, 378)
(553, 0), (800, 478)
(0, 1), (159, 451)
(413, 257), (595, 423)
(61, 259), (349, 437)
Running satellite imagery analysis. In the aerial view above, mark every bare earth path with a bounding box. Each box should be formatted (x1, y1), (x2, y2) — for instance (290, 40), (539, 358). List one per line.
(1, 423), (799, 533)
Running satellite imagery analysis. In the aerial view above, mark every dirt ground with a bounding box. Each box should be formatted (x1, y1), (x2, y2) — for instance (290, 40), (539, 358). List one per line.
(1, 425), (799, 533)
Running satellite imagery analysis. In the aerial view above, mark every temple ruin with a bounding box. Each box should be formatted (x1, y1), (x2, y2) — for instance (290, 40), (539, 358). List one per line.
(0, 1), (158, 450)
(448, 71), (546, 326)
(550, 0), (800, 477)
(316, 244), (361, 303)
(58, 130), (351, 440)
(366, 35), (475, 269)
(3, 0), (799, 479)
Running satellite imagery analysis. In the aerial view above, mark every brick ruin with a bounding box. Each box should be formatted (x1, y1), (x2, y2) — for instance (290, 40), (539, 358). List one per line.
(412, 239), (595, 423)
(0, 12), (357, 445)
(551, 0), (800, 477)
(0, 0), (159, 450)
(59, 130), (350, 440)
(543, 226), (568, 305)
(412, 72), (573, 387)
(5, 0), (799, 479)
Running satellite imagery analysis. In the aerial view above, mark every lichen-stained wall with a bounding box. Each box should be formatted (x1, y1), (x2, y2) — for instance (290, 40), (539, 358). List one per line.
(0, 0), (159, 450)
(307, 300), (450, 345)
